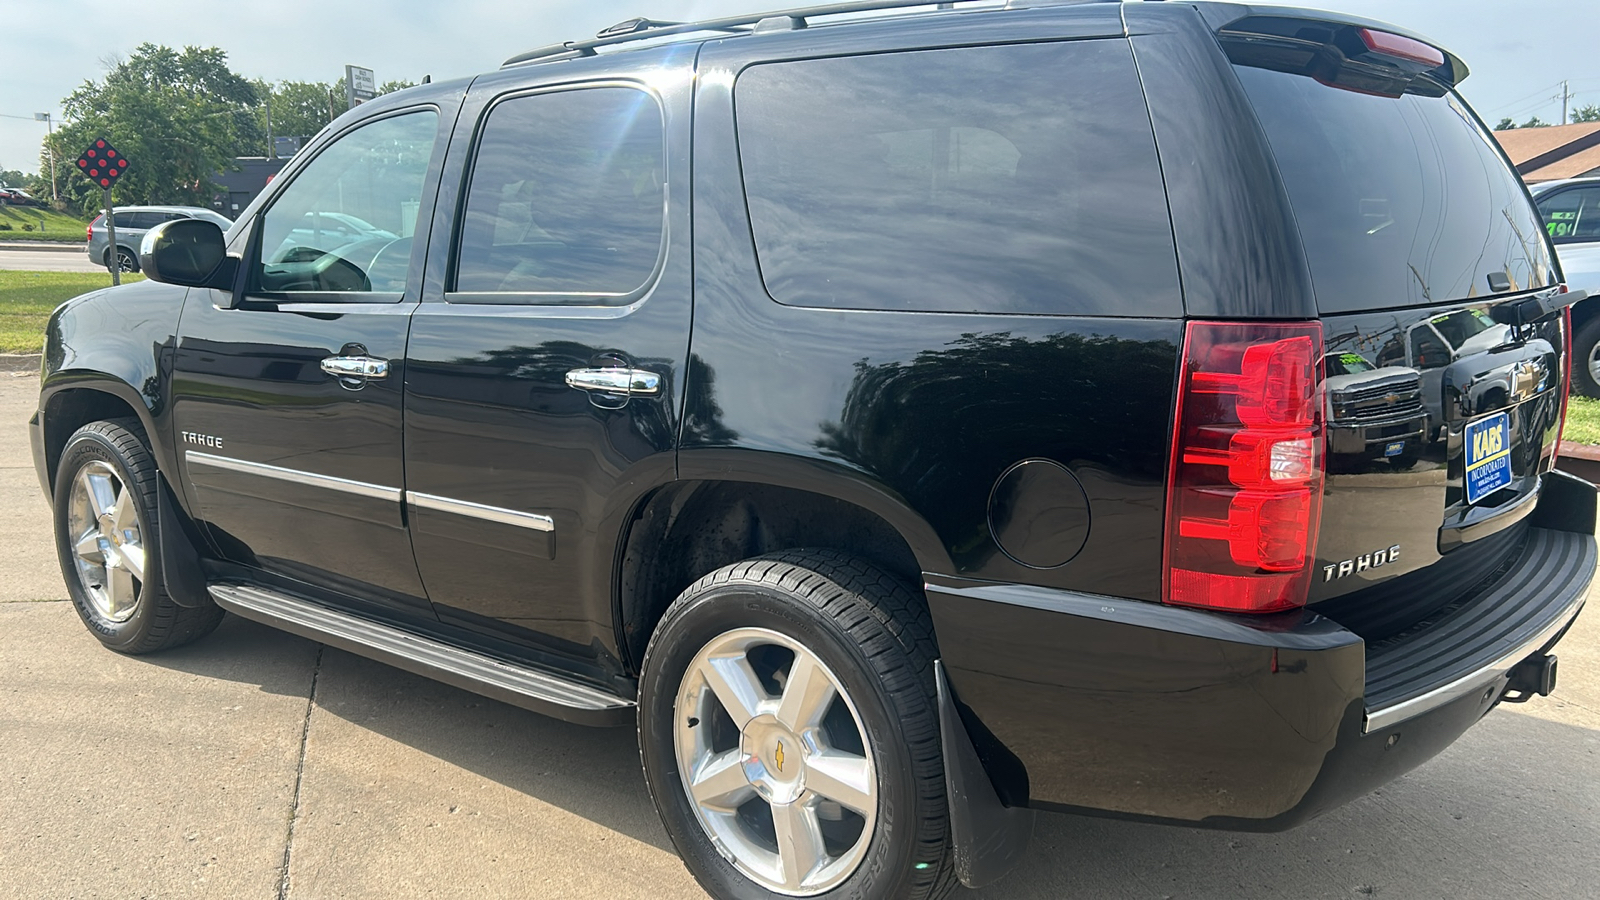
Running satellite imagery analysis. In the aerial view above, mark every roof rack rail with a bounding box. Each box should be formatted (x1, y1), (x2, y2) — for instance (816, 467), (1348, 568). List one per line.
(502, 0), (996, 68)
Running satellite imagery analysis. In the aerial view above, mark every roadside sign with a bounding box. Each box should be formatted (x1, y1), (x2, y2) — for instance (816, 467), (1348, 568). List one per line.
(75, 138), (131, 285)
(346, 65), (377, 107)
(75, 139), (129, 188)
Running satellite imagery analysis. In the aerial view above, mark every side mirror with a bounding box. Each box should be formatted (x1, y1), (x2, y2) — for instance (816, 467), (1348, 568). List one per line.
(139, 218), (236, 290)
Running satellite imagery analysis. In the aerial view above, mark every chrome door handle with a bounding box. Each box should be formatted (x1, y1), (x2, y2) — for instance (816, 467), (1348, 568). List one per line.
(564, 367), (660, 396)
(321, 356), (389, 380)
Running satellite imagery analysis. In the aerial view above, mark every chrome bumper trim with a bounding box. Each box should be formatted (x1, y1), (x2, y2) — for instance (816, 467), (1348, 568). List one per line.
(1362, 596), (1585, 734)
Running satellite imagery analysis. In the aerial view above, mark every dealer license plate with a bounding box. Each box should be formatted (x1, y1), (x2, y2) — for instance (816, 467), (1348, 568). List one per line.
(1464, 412), (1512, 504)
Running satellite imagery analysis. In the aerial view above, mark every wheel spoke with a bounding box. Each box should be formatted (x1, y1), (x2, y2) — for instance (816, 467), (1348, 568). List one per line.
(698, 653), (767, 730)
(119, 541), (146, 582)
(804, 751), (874, 816)
(81, 471), (116, 517)
(775, 652), (836, 732)
(772, 799), (826, 890)
(111, 485), (139, 534)
(73, 529), (104, 563)
(106, 566), (136, 617)
(688, 749), (754, 811)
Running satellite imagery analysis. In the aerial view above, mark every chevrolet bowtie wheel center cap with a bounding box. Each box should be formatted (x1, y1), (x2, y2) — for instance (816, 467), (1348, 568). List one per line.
(741, 715), (807, 805)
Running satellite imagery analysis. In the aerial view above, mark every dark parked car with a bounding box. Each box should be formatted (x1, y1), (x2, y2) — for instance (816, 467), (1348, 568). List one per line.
(86, 205), (234, 273)
(30, 4), (1592, 899)
(0, 186), (41, 207)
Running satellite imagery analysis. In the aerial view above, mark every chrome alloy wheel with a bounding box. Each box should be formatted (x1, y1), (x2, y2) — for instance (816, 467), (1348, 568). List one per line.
(1587, 339), (1600, 389)
(66, 460), (146, 622)
(674, 627), (878, 896)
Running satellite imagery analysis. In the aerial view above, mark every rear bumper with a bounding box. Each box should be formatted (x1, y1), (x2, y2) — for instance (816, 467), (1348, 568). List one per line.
(1328, 412), (1427, 455)
(927, 485), (1593, 829)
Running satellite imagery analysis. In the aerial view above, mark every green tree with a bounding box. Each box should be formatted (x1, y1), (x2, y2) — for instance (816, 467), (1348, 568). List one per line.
(46, 44), (260, 215)
(1521, 115), (1551, 128)
(1573, 104), (1600, 124)
(1495, 117), (1518, 131)
(0, 167), (28, 188)
(261, 77), (419, 151)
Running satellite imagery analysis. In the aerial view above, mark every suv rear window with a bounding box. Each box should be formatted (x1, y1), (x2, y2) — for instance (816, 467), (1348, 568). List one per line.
(1231, 64), (1555, 313)
(734, 40), (1181, 316)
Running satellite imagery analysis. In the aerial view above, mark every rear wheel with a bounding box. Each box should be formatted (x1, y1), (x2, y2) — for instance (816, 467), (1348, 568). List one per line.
(105, 247), (138, 274)
(638, 550), (954, 900)
(53, 420), (222, 653)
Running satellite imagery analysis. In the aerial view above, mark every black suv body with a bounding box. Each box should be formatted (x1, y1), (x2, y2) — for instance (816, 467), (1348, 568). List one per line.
(30, 3), (1594, 897)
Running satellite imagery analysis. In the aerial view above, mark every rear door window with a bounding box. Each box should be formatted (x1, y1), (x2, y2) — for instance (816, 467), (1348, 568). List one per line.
(451, 87), (666, 303)
(733, 40), (1181, 316)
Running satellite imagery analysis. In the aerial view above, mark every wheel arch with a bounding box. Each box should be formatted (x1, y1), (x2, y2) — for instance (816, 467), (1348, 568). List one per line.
(39, 378), (158, 502)
(614, 463), (948, 674)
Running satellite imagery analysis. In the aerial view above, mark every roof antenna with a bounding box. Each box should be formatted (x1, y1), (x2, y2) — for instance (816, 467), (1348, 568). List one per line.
(422, 74), (431, 84)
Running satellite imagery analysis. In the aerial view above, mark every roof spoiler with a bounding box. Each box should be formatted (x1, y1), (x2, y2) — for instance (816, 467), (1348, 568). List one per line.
(1206, 9), (1468, 98)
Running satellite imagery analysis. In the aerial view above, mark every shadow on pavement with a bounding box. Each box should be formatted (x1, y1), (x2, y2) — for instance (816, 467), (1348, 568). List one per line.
(142, 613), (1600, 898)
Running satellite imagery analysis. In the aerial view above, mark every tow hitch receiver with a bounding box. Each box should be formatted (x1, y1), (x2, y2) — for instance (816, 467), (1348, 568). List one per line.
(1503, 654), (1558, 702)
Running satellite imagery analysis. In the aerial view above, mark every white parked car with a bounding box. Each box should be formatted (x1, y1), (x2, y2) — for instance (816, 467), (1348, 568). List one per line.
(1531, 177), (1600, 395)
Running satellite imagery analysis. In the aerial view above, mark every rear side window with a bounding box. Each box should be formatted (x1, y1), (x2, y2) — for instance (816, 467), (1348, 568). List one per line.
(1232, 64), (1555, 312)
(452, 87), (666, 303)
(1537, 186), (1600, 243)
(734, 41), (1181, 316)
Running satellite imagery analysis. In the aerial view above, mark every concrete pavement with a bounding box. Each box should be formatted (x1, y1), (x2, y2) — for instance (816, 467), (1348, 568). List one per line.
(2, 373), (1597, 899)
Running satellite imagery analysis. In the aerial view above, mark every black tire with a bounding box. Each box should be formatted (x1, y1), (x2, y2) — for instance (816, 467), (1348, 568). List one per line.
(52, 419), (223, 654)
(105, 246), (138, 274)
(1571, 315), (1600, 399)
(638, 549), (955, 900)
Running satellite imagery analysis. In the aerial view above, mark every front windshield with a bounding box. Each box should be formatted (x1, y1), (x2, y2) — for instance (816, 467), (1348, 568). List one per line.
(1326, 352), (1376, 376)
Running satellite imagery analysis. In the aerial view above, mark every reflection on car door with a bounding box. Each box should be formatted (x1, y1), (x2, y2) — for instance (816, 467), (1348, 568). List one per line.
(402, 58), (694, 676)
(171, 108), (449, 620)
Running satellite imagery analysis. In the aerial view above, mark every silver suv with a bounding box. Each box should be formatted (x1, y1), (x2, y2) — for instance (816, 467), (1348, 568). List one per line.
(87, 205), (233, 273)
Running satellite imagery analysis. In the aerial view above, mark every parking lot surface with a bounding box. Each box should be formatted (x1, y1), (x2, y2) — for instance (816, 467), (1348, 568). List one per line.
(2, 373), (1597, 899)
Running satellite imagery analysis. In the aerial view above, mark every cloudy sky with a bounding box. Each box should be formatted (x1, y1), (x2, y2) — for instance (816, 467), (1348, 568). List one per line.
(2, 0), (1595, 177)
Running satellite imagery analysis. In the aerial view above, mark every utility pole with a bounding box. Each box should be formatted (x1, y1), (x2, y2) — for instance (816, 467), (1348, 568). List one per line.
(265, 95), (275, 159)
(1559, 80), (1574, 125)
(33, 113), (57, 202)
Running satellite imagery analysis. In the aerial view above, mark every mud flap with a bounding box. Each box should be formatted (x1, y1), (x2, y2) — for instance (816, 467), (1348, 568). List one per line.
(158, 473), (212, 608)
(935, 660), (1033, 888)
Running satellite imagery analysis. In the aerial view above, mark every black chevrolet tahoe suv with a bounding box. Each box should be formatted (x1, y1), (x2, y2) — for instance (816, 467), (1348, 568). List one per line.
(30, 3), (1595, 897)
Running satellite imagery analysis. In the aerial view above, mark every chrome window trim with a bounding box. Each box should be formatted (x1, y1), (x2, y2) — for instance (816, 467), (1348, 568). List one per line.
(184, 451), (402, 503)
(406, 491), (555, 532)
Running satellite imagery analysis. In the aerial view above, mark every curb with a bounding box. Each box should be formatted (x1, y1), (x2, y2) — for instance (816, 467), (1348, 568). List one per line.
(0, 354), (41, 374)
(0, 241), (83, 253)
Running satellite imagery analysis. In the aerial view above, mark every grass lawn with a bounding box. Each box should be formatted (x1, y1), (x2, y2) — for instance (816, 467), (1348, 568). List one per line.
(0, 206), (91, 242)
(1564, 395), (1600, 445)
(0, 270), (141, 354)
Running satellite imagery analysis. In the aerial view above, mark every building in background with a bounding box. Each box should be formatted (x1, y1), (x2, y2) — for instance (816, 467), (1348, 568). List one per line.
(212, 157), (289, 220)
(1493, 122), (1600, 183)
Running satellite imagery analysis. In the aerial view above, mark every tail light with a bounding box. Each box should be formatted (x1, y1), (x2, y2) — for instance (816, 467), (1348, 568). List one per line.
(1164, 321), (1326, 613)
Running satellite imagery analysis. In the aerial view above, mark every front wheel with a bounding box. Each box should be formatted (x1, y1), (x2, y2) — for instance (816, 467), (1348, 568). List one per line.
(53, 420), (222, 653)
(638, 550), (954, 900)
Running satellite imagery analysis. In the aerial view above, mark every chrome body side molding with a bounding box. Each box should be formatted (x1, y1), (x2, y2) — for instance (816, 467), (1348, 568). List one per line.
(209, 583), (633, 726)
(185, 451), (402, 503)
(406, 491), (555, 532)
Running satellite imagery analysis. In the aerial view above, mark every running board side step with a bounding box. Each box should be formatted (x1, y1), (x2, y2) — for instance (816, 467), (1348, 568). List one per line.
(209, 583), (636, 727)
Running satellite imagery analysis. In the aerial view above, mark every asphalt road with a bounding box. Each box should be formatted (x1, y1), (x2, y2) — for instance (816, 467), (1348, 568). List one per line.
(0, 242), (105, 273)
(1, 373), (1597, 899)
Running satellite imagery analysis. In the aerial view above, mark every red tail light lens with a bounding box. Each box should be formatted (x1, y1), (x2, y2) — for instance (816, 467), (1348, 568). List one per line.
(1164, 322), (1326, 614)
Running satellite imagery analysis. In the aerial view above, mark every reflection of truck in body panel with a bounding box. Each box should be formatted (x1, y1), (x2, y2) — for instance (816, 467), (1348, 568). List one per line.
(1376, 309), (1516, 439)
(1323, 351), (1427, 465)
